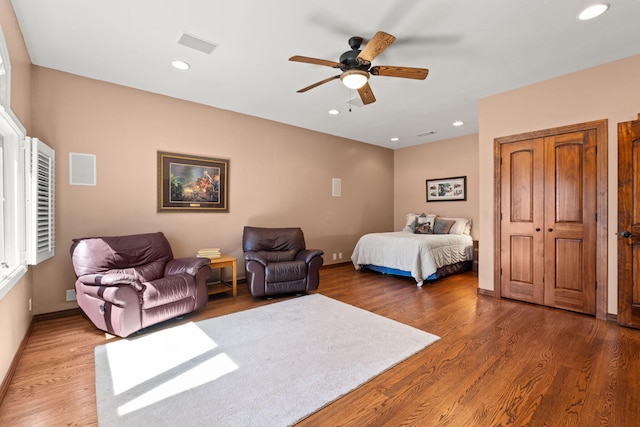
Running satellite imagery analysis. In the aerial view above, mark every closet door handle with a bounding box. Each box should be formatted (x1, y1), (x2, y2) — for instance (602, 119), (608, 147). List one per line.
(621, 230), (633, 238)
(548, 228), (554, 232)
(535, 228), (541, 232)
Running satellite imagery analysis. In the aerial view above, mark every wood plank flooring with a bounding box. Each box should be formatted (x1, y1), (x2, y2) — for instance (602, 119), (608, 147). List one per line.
(1, 265), (639, 426)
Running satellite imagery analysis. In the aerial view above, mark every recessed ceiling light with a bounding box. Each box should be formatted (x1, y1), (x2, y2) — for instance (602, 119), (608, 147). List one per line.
(578, 3), (609, 20)
(328, 109), (340, 115)
(390, 137), (399, 142)
(172, 60), (190, 70)
(453, 121), (464, 127)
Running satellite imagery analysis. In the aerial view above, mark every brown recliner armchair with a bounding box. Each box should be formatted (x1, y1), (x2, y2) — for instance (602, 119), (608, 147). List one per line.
(70, 232), (211, 337)
(242, 226), (324, 297)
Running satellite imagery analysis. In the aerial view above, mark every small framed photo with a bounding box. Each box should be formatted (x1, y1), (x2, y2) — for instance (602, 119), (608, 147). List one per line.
(157, 151), (229, 212)
(426, 176), (466, 202)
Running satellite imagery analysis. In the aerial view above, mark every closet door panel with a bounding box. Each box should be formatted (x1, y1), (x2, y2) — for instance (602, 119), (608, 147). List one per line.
(553, 143), (583, 223)
(543, 131), (597, 314)
(510, 150), (534, 223)
(500, 139), (544, 304)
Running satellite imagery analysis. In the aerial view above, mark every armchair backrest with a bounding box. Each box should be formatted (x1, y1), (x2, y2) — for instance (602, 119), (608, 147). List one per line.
(71, 232), (174, 280)
(242, 226), (306, 262)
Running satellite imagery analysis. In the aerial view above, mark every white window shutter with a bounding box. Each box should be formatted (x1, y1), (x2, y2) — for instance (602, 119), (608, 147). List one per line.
(28, 137), (55, 264)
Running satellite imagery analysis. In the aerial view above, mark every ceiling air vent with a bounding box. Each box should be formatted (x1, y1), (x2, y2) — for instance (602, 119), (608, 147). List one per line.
(177, 32), (218, 54)
(417, 131), (437, 137)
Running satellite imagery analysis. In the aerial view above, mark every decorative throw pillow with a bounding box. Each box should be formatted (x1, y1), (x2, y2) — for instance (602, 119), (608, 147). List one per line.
(440, 217), (472, 234)
(433, 218), (455, 234)
(414, 214), (436, 234)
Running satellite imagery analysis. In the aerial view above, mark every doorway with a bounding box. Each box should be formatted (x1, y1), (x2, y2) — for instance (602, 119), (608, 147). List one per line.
(494, 120), (608, 319)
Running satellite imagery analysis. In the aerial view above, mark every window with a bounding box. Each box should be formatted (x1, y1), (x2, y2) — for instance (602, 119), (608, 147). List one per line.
(0, 106), (28, 299)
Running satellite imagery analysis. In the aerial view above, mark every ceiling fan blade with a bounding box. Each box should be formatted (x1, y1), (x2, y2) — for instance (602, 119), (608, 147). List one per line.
(357, 83), (376, 105)
(296, 75), (340, 93)
(357, 31), (396, 64)
(289, 55), (342, 68)
(370, 65), (429, 80)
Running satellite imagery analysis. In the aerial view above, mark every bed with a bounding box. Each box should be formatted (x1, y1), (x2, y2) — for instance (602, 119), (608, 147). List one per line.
(351, 214), (473, 286)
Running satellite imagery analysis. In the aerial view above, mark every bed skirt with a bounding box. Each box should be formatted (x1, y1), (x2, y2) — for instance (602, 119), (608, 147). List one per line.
(362, 260), (472, 283)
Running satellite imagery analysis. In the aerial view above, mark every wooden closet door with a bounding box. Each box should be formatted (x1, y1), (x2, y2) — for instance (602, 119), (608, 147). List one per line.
(543, 131), (597, 314)
(618, 114), (640, 328)
(500, 138), (545, 304)
(500, 131), (597, 314)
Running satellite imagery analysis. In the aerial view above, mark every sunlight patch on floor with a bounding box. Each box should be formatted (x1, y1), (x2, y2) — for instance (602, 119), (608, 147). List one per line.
(104, 321), (238, 398)
(117, 352), (238, 416)
(104, 321), (239, 415)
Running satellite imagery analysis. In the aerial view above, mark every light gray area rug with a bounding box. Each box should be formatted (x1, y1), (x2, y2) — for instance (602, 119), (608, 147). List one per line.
(94, 294), (439, 426)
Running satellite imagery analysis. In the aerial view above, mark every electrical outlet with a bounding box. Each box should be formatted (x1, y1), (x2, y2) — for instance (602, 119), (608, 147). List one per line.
(65, 289), (77, 302)
(28, 298), (32, 312)
(338, 252), (343, 259)
(332, 253), (337, 260)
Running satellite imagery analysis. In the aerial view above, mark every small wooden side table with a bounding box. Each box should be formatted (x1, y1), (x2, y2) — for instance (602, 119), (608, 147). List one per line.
(207, 254), (237, 297)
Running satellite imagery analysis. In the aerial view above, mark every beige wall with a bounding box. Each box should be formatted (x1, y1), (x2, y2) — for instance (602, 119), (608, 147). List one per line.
(0, 0), (34, 388)
(28, 66), (394, 314)
(394, 134), (479, 239)
(478, 54), (640, 315)
(0, 275), (33, 385)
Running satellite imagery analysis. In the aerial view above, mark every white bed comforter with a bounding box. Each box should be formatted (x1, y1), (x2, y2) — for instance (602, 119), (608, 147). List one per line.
(351, 232), (473, 285)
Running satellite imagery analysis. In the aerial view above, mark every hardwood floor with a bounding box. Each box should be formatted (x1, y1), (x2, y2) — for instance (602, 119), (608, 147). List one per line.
(1, 265), (639, 426)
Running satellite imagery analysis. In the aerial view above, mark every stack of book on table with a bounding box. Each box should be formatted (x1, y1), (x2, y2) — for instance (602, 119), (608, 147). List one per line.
(196, 248), (221, 259)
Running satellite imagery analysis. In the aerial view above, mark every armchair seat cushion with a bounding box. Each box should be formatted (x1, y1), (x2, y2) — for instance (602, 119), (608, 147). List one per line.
(142, 273), (196, 309)
(265, 260), (307, 283)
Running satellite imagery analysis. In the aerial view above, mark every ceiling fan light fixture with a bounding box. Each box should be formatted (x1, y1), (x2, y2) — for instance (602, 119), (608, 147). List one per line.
(341, 70), (369, 89)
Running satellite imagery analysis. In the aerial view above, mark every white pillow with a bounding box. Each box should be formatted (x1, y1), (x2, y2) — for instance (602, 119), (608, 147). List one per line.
(405, 213), (422, 227)
(439, 217), (472, 235)
(403, 213), (426, 232)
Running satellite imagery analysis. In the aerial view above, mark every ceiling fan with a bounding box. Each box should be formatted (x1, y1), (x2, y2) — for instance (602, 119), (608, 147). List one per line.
(289, 31), (429, 105)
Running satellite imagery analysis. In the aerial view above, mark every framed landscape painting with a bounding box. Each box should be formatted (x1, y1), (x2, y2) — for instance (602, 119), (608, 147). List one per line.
(426, 176), (466, 202)
(157, 151), (229, 212)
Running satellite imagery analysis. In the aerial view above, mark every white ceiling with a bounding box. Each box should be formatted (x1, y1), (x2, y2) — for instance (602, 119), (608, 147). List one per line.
(10, 0), (640, 149)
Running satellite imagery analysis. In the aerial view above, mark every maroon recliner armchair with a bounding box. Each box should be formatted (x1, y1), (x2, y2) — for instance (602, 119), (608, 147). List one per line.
(70, 232), (211, 337)
(242, 226), (324, 297)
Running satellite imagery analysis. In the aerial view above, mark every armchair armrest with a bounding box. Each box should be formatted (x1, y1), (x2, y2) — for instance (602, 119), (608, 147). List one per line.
(244, 251), (268, 266)
(296, 249), (324, 264)
(77, 273), (144, 291)
(165, 257), (211, 277)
